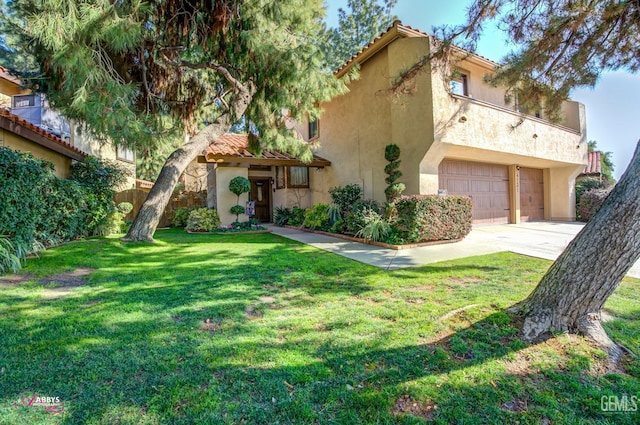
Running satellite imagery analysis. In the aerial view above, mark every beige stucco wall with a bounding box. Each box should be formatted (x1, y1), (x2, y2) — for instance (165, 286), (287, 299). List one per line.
(314, 42), (395, 203)
(1, 130), (72, 178)
(425, 54), (587, 221)
(216, 166), (249, 225)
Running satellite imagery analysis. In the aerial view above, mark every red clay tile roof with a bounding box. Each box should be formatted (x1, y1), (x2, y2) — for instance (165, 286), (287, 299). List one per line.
(202, 133), (331, 167)
(582, 151), (602, 175)
(0, 108), (87, 160)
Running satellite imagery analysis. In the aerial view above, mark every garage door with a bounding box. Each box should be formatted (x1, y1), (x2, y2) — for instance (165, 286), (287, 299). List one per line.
(519, 167), (544, 221)
(439, 159), (510, 224)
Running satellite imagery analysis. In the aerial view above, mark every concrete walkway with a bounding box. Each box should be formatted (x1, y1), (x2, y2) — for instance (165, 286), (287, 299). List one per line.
(267, 222), (640, 278)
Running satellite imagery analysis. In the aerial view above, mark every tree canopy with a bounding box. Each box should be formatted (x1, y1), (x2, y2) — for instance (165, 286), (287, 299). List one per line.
(1, 0), (344, 160)
(321, 0), (397, 71)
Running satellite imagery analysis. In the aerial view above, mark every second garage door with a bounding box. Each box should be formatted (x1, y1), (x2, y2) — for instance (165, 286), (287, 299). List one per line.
(439, 159), (510, 224)
(519, 167), (544, 221)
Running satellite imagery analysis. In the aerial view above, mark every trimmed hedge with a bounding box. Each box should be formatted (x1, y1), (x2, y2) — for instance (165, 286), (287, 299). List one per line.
(577, 188), (612, 222)
(0, 147), (127, 273)
(392, 195), (472, 243)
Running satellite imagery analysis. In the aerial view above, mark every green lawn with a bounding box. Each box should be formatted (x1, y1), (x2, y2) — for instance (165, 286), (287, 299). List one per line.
(0, 229), (638, 424)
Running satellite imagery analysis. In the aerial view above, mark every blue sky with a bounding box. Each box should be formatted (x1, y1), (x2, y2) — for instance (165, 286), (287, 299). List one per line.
(324, 0), (640, 179)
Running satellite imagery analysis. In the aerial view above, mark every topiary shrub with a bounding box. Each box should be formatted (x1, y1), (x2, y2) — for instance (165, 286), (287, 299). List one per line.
(577, 188), (612, 222)
(229, 176), (251, 221)
(302, 204), (331, 231)
(185, 208), (221, 232)
(384, 144), (405, 202)
(575, 177), (606, 220)
(345, 200), (381, 234)
(392, 195), (472, 243)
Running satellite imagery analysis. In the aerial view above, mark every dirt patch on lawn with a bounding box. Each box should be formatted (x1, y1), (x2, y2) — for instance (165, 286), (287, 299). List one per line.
(0, 273), (36, 287)
(1, 268), (95, 299)
(393, 394), (437, 421)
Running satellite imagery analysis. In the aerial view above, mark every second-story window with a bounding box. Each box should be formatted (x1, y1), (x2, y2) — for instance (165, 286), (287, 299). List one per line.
(308, 119), (319, 140)
(450, 73), (469, 96)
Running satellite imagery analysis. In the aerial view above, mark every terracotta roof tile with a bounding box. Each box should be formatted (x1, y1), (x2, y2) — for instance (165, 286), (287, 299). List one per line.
(0, 108), (87, 158)
(583, 151), (602, 175)
(202, 133), (330, 166)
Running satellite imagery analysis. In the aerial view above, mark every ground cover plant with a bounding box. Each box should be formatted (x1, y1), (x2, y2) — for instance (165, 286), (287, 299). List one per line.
(0, 230), (638, 424)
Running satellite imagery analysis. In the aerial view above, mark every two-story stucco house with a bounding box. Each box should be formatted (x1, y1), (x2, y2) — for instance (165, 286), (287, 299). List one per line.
(309, 21), (587, 224)
(191, 21), (588, 226)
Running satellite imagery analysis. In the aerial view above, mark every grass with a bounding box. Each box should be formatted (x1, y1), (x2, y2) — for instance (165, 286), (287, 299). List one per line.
(0, 228), (638, 424)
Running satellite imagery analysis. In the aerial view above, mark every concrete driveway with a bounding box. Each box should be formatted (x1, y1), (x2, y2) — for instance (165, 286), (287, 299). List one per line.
(268, 222), (640, 278)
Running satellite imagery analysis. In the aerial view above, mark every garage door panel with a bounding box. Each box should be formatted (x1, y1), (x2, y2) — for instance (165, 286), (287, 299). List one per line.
(439, 159), (510, 224)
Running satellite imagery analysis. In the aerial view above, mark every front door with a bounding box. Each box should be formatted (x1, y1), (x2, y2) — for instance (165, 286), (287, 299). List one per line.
(249, 178), (271, 222)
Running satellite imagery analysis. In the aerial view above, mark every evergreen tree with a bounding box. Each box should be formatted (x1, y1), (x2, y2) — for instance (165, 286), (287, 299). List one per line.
(321, 0), (397, 71)
(1, 0), (346, 242)
(420, 0), (640, 360)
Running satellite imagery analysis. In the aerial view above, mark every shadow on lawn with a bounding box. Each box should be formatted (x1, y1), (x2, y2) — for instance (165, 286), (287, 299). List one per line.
(1, 230), (636, 424)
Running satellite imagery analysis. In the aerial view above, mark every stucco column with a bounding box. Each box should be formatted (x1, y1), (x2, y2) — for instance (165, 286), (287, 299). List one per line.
(547, 165), (584, 221)
(509, 165), (521, 224)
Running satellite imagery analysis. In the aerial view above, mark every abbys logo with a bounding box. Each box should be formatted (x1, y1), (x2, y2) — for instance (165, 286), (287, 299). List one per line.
(14, 394), (64, 414)
(601, 395), (638, 412)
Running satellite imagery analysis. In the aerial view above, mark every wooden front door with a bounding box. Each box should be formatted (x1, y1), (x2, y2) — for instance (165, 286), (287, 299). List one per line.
(249, 178), (271, 222)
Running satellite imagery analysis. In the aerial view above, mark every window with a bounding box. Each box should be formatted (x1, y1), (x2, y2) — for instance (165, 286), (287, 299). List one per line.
(12, 94), (36, 108)
(287, 166), (309, 188)
(275, 166), (286, 189)
(450, 73), (469, 96)
(308, 119), (319, 139)
(117, 146), (135, 162)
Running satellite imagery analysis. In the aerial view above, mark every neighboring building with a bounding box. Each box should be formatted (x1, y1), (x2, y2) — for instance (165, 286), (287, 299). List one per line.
(308, 21), (587, 224)
(0, 108), (86, 177)
(178, 21), (589, 226)
(577, 151), (602, 181)
(0, 67), (136, 188)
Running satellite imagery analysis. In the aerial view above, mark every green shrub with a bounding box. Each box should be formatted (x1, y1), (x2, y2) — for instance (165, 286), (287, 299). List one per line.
(117, 202), (133, 215)
(171, 207), (192, 228)
(392, 195), (472, 243)
(186, 208), (221, 232)
(345, 200), (381, 234)
(0, 148), (126, 272)
(355, 210), (390, 242)
(575, 178), (606, 220)
(577, 188), (612, 222)
(329, 218), (344, 234)
(288, 206), (306, 227)
(302, 204), (331, 231)
(274, 206), (293, 226)
(329, 184), (363, 218)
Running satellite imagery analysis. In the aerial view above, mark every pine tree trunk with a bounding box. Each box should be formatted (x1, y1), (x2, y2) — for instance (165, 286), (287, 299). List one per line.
(123, 84), (254, 242)
(511, 140), (640, 358)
